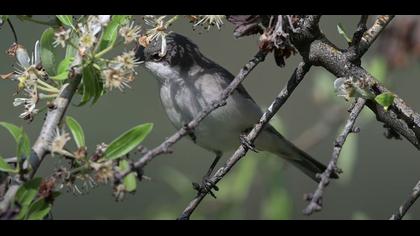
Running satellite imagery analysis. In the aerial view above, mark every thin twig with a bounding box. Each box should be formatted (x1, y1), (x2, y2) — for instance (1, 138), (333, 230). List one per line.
(178, 62), (311, 220)
(6, 18), (18, 43)
(358, 15), (395, 57)
(116, 50), (268, 181)
(303, 98), (366, 215)
(351, 15), (369, 46)
(390, 180), (420, 220)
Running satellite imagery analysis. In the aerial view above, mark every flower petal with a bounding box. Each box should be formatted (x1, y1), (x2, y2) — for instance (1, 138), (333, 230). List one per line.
(16, 46), (31, 69)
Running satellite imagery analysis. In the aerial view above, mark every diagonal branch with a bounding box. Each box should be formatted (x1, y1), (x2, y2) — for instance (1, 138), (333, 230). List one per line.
(390, 179), (420, 220)
(178, 62), (312, 220)
(303, 98), (366, 215)
(357, 15), (395, 57)
(116, 50), (268, 181)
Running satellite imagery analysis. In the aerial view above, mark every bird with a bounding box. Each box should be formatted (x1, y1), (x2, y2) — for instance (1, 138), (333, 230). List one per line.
(135, 32), (337, 194)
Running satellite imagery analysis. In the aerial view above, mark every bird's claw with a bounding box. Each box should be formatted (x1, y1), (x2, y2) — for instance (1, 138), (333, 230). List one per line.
(192, 176), (219, 198)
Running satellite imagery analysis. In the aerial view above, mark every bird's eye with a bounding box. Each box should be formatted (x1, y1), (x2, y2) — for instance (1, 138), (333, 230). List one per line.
(151, 53), (162, 61)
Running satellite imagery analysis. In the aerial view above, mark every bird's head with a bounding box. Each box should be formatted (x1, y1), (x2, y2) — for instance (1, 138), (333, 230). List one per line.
(135, 33), (206, 81)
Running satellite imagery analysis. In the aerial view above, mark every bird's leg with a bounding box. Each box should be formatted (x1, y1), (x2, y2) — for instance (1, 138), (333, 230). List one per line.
(192, 152), (221, 198)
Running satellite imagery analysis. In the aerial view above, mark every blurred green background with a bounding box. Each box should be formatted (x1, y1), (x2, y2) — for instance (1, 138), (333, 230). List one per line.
(1, 15), (420, 220)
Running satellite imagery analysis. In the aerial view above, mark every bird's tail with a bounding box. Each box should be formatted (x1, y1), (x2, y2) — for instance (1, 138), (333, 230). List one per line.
(287, 147), (338, 183)
(256, 126), (339, 183)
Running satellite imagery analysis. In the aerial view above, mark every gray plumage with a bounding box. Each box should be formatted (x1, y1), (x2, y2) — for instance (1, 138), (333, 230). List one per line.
(136, 33), (337, 182)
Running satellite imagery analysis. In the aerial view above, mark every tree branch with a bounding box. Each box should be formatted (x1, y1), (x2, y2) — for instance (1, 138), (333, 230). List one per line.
(178, 62), (312, 220)
(292, 16), (420, 152)
(390, 179), (420, 220)
(303, 98), (365, 215)
(358, 15), (395, 57)
(0, 56), (83, 215)
(116, 50), (268, 181)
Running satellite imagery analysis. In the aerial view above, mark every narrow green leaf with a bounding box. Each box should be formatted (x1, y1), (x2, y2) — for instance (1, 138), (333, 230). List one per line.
(15, 177), (42, 207)
(0, 155), (17, 173)
(65, 33), (78, 58)
(26, 198), (52, 220)
(337, 23), (352, 43)
(56, 15), (74, 28)
(15, 205), (30, 220)
(375, 92), (395, 111)
(79, 65), (102, 106)
(57, 56), (74, 76)
(0, 122), (31, 159)
(119, 160), (136, 192)
(97, 15), (131, 52)
(0, 122), (22, 142)
(65, 116), (85, 148)
(40, 27), (59, 75)
(104, 123), (153, 160)
(17, 129), (31, 160)
(50, 72), (68, 81)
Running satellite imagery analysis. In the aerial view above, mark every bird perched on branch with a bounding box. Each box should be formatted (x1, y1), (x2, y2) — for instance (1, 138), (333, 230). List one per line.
(135, 33), (337, 195)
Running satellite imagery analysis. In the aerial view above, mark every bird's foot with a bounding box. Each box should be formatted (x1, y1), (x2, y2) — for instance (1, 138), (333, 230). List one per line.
(192, 176), (219, 198)
(240, 133), (258, 153)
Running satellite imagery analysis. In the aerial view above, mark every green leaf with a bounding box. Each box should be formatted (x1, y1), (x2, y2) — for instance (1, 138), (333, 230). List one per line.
(0, 155), (17, 173)
(104, 123), (153, 160)
(65, 33), (78, 58)
(17, 129), (31, 160)
(65, 116), (85, 148)
(26, 198), (52, 220)
(0, 122), (22, 142)
(15, 177), (42, 207)
(119, 160), (136, 192)
(56, 15), (74, 29)
(0, 122), (31, 159)
(53, 56), (75, 80)
(50, 72), (68, 81)
(375, 92), (395, 111)
(97, 15), (131, 52)
(337, 23), (352, 43)
(40, 27), (59, 75)
(79, 64), (103, 106)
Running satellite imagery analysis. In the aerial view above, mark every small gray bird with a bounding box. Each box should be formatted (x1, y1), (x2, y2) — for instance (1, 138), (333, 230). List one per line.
(136, 33), (336, 192)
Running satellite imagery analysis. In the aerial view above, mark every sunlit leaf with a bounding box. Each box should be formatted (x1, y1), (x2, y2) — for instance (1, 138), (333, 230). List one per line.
(375, 92), (395, 111)
(56, 15), (74, 29)
(65, 116), (85, 148)
(97, 15), (131, 52)
(104, 123), (153, 160)
(337, 23), (352, 43)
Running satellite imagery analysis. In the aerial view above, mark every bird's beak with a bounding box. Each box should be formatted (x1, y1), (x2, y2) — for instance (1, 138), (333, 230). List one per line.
(135, 44), (145, 62)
